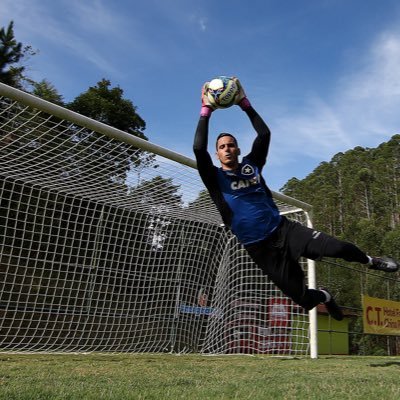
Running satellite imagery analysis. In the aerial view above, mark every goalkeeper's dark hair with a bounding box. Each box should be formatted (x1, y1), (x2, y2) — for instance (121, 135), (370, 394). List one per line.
(216, 133), (238, 149)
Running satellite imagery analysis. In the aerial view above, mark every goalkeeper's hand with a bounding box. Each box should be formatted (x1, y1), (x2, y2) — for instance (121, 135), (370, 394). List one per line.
(200, 82), (215, 116)
(201, 82), (216, 110)
(232, 77), (251, 109)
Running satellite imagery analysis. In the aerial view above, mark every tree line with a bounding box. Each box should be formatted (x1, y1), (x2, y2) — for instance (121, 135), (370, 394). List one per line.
(280, 136), (400, 264)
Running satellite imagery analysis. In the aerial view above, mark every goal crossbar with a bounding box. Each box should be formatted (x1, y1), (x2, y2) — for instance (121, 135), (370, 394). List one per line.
(0, 83), (312, 212)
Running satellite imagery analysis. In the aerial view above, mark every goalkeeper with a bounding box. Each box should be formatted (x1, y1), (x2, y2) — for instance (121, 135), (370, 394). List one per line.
(193, 77), (399, 321)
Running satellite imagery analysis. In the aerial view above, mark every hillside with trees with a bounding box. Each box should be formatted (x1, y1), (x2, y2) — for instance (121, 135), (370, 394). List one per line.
(281, 135), (400, 261)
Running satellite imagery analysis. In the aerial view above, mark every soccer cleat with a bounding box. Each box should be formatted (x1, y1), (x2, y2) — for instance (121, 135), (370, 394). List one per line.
(368, 257), (399, 273)
(320, 288), (344, 321)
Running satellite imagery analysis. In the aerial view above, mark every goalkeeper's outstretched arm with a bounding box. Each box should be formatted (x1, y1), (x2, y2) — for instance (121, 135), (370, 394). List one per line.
(240, 103), (271, 169)
(193, 115), (215, 181)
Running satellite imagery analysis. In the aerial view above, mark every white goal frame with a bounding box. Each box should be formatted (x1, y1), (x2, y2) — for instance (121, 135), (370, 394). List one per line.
(0, 82), (317, 358)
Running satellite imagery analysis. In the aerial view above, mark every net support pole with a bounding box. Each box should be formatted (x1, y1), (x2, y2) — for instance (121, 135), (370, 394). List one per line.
(305, 211), (318, 359)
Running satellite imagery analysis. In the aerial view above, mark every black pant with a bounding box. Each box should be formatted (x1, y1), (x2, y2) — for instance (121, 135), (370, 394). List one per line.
(245, 216), (369, 310)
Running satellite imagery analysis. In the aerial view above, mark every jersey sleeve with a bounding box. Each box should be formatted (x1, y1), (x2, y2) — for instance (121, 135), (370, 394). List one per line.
(193, 116), (219, 193)
(242, 106), (271, 170)
(193, 116), (233, 227)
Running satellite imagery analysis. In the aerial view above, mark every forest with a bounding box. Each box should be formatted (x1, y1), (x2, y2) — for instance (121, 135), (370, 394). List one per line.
(281, 136), (400, 268)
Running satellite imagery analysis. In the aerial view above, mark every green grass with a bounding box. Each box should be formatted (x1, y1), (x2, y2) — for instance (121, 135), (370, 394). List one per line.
(0, 353), (399, 399)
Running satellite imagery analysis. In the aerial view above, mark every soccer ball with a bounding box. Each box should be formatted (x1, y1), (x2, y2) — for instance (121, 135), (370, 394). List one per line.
(206, 76), (239, 109)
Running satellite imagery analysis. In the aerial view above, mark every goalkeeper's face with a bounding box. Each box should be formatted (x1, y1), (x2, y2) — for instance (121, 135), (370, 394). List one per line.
(216, 135), (240, 170)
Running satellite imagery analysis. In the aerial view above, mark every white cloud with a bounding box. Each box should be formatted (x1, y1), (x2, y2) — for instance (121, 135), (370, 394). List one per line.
(272, 96), (352, 162)
(344, 32), (400, 101)
(67, 0), (122, 33)
(337, 30), (400, 136)
(269, 27), (400, 166)
(198, 17), (207, 32)
(0, 0), (122, 75)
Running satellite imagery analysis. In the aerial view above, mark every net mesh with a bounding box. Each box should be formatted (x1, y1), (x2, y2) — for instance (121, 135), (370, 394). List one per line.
(0, 88), (310, 355)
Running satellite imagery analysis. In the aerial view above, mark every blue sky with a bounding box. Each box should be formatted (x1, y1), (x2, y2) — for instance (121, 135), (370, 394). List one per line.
(2, 0), (400, 191)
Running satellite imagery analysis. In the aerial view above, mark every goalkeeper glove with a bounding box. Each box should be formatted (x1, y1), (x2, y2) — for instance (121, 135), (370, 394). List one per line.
(200, 82), (215, 117)
(232, 77), (251, 110)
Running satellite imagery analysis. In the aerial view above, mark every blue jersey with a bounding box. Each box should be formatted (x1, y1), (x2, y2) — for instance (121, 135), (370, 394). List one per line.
(216, 157), (281, 245)
(193, 107), (281, 246)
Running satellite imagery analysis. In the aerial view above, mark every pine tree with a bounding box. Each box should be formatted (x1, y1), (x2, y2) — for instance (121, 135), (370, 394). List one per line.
(0, 21), (34, 88)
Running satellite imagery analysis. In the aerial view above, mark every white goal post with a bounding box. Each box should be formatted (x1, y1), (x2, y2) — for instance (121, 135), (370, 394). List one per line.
(0, 82), (317, 357)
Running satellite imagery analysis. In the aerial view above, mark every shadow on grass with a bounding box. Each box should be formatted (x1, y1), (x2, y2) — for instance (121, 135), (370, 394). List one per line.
(369, 362), (400, 368)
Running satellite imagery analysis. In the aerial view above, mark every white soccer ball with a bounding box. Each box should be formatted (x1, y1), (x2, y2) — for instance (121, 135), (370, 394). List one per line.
(206, 76), (239, 109)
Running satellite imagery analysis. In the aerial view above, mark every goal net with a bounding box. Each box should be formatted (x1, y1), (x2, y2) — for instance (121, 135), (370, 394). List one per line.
(0, 83), (315, 356)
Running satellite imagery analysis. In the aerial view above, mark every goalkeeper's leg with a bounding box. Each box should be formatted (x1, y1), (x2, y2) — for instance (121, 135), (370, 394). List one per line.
(302, 231), (399, 272)
(283, 218), (399, 273)
(245, 241), (344, 320)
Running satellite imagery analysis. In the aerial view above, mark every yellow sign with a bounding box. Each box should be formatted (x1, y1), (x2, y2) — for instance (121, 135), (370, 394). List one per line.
(362, 295), (400, 336)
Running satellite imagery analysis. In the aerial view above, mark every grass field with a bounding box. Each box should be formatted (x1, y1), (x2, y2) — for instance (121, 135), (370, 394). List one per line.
(0, 353), (399, 399)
